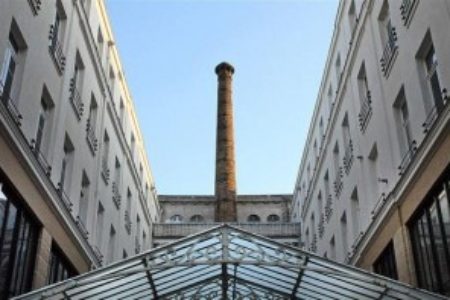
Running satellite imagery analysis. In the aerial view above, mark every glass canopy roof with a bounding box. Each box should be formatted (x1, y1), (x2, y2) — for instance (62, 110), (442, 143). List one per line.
(14, 224), (446, 300)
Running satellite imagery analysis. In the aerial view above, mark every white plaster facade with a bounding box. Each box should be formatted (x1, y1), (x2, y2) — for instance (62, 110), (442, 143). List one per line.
(292, 0), (450, 289)
(0, 0), (159, 291)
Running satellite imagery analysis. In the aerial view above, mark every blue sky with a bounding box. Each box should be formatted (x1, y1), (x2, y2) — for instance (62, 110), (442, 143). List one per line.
(106, 0), (339, 195)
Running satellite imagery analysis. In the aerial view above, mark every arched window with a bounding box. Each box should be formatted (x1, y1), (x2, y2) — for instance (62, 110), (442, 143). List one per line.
(247, 214), (260, 223)
(169, 215), (183, 223)
(267, 214), (280, 222)
(190, 215), (204, 222)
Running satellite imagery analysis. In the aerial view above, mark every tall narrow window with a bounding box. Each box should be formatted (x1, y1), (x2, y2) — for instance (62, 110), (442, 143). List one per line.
(59, 135), (74, 199)
(124, 189), (132, 234)
(330, 236), (336, 260)
(0, 20), (27, 109)
(318, 192), (325, 238)
(327, 85), (333, 119)
(425, 45), (443, 112)
(112, 157), (121, 209)
(313, 139), (318, 163)
(335, 54), (341, 84)
(333, 142), (343, 198)
(340, 212), (349, 260)
(348, 0), (356, 34)
(47, 245), (77, 285)
(69, 52), (84, 119)
(0, 179), (39, 298)
(324, 170), (333, 222)
(350, 188), (360, 239)
(119, 97), (125, 124)
(130, 133), (136, 159)
(34, 87), (54, 159)
(379, 0), (398, 76)
(373, 241), (398, 280)
(77, 171), (90, 237)
(357, 63), (372, 132)
(95, 203), (105, 250)
(86, 94), (98, 154)
(109, 66), (115, 98)
(97, 28), (104, 61)
(342, 113), (353, 174)
(49, 1), (66, 73)
(394, 89), (415, 175)
(101, 131), (110, 184)
(107, 226), (116, 263)
(368, 144), (380, 198)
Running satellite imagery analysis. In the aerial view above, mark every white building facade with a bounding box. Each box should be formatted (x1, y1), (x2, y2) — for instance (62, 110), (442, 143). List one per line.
(0, 0), (159, 297)
(292, 0), (450, 296)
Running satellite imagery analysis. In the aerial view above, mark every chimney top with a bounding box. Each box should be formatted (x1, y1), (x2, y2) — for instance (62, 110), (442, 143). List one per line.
(215, 62), (235, 75)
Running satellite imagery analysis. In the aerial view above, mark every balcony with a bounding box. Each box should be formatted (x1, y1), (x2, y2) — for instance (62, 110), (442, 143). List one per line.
(112, 182), (121, 209)
(135, 236), (141, 254)
(423, 89), (448, 133)
(86, 119), (98, 155)
(358, 91), (372, 132)
(76, 216), (89, 240)
(48, 25), (66, 74)
(30, 140), (52, 176)
(0, 86), (22, 126)
(371, 193), (386, 219)
(398, 140), (417, 176)
(333, 167), (344, 198)
(101, 158), (110, 184)
(124, 211), (132, 234)
(400, 0), (418, 26)
(92, 245), (103, 265)
(69, 78), (84, 120)
(380, 27), (398, 77)
(27, 0), (41, 15)
(324, 194), (333, 222)
(342, 140), (354, 175)
(153, 223), (301, 240)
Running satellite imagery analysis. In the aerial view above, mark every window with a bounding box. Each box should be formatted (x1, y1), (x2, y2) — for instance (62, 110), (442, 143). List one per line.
(119, 97), (125, 124)
(378, 0), (398, 76)
(122, 250), (128, 259)
(348, 0), (356, 34)
(368, 144), (380, 197)
(101, 131), (110, 184)
(97, 28), (104, 61)
(86, 94), (98, 154)
(340, 212), (349, 260)
(169, 214), (183, 223)
(333, 142), (343, 198)
(0, 20), (27, 106)
(34, 87), (54, 157)
(357, 63), (372, 132)
(324, 170), (333, 222)
(69, 52), (84, 120)
(335, 54), (341, 84)
(409, 169), (450, 296)
(424, 45), (444, 112)
(77, 171), (90, 235)
(373, 241), (398, 280)
(109, 66), (115, 98)
(330, 236), (336, 260)
(247, 215), (260, 223)
(59, 135), (74, 196)
(130, 133), (136, 159)
(95, 202), (105, 250)
(0, 177), (39, 298)
(49, 1), (66, 73)
(342, 113), (353, 175)
(190, 215), (204, 222)
(107, 226), (116, 263)
(350, 188), (360, 239)
(47, 244), (77, 284)
(267, 214), (280, 222)
(327, 85), (333, 119)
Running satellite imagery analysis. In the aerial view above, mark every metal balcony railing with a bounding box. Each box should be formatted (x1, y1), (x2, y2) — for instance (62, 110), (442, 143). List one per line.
(69, 78), (84, 120)
(92, 245), (103, 265)
(124, 211), (132, 234)
(30, 140), (52, 176)
(325, 194), (333, 222)
(371, 193), (387, 219)
(398, 140), (417, 176)
(358, 91), (372, 132)
(27, 0), (41, 15)
(57, 184), (73, 212)
(153, 223), (301, 238)
(318, 213), (325, 239)
(423, 89), (448, 133)
(333, 167), (344, 198)
(400, 0), (418, 26)
(76, 216), (89, 240)
(310, 233), (318, 253)
(343, 140), (354, 175)
(112, 182), (121, 209)
(101, 158), (110, 184)
(86, 119), (98, 154)
(49, 25), (66, 73)
(380, 27), (398, 76)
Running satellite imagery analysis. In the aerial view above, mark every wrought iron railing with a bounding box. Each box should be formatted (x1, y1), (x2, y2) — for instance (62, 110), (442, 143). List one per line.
(343, 140), (354, 175)
(112, 181), (121, 209)
(325, 194), (333, 222)
(371, 193), (386, 218)
(135, 236), (141, 254)
(398, 140), (417, 176)
(380, 27), (398, 76)
(153, 223), (301, 238)
(86, 119), (98, 154)
(423, 89), (448, 133)
(358, 91), (372, 132)
(310, 233), (318, 253)
(318, 213), (325, 239)
(27, 0), (41, 15)
(0, 85), (22, 126)
(333, 167), (344, 198)
(48, 25), (66, 73)
(124, 211), (132, 234)
(400, 0), (418, 26)
(76, 216), (89, 239)
(69, 78), (84, 120)
(92, 245), (103, 265)
(101, 158), (110, 184)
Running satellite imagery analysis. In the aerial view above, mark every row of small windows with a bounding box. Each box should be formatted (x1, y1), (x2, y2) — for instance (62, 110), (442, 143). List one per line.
(168, 214), (281, 223)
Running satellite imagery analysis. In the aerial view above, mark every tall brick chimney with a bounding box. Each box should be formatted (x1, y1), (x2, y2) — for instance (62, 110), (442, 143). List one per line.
(214, 62), (237, 222)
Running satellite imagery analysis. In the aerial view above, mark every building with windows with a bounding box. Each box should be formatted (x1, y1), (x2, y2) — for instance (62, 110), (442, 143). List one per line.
(292, 0), (450, 296)
(0, 0), (159, 298)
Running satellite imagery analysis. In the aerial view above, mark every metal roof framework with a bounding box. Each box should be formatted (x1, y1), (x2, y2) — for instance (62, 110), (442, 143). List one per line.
(14, 224), (446, 300)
